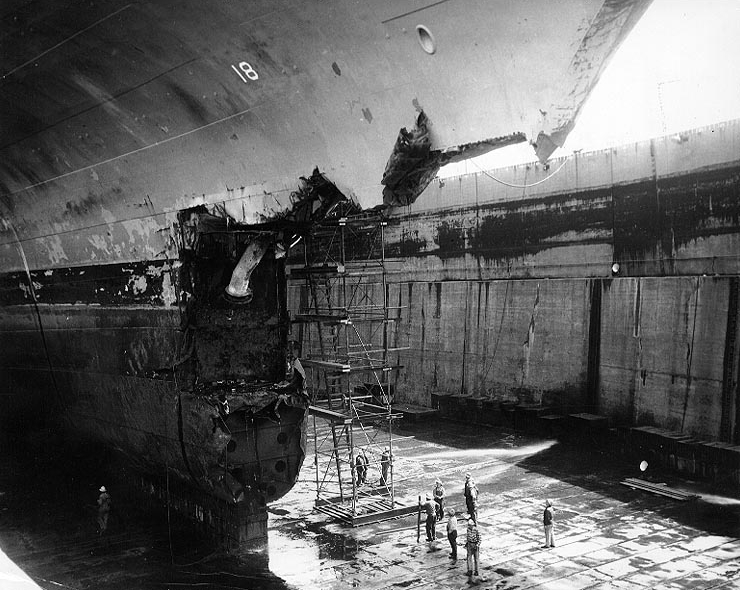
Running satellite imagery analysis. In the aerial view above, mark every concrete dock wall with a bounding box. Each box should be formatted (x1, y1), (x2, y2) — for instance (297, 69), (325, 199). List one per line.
(389, 279), (591, 410)
(598, 276), (732, 439)
(289, 120), (740, 446)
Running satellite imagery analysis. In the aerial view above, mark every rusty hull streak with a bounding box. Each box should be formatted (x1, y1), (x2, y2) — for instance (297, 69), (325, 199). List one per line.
(382, 160), (740, 269)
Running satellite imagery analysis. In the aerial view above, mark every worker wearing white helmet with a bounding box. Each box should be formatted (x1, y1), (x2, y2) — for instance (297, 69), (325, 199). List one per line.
(97, 485), (111, 535)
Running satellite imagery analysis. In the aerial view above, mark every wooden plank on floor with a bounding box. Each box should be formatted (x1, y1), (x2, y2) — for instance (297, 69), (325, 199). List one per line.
(620, 478), (699, 501)
(315, 496), (419, 527)
(350, 503), (419, 527)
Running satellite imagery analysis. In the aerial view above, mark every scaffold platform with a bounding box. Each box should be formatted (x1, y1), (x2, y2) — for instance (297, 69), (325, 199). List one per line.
(315, 496), (418, 527)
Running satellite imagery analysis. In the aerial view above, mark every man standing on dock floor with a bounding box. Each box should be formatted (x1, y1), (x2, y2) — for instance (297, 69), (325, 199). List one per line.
(97, 486), (111, 535)
(433, 479), (445, 521)
(423, 495), (437, 541)
(542, 499), (554, 548)
(465, 518), (480, 577)
(446, 508), (458, 560)
(463, 473), (478, 523)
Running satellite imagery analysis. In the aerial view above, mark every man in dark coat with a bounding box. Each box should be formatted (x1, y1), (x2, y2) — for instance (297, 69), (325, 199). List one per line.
(463, 473), (478, 523)
(433, 479), (446, 521)
(542, 499), (555, 548)
(355, 450), (367, 486)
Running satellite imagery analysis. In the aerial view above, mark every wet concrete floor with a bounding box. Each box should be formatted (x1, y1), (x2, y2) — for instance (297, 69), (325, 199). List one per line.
(1, 419), (739, 589)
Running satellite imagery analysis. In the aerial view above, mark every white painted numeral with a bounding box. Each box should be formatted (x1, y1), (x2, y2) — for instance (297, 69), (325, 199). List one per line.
(231, 61), (259, 83)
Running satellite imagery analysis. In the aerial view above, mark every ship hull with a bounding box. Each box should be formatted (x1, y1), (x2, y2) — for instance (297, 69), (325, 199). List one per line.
(0, 0), (652, 260)
(1, 302), (307, 499)
(0, 209), (310, 546)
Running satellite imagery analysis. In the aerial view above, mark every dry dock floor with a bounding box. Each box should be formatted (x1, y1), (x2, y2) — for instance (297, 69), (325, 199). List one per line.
(1, 419), (739, 589)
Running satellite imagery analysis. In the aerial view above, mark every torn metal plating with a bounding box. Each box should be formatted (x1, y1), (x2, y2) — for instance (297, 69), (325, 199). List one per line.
(166, 172), (348, 504)
(381, 111), (527, 207)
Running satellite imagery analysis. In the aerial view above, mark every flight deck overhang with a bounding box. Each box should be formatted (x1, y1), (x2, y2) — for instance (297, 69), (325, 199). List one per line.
(0, 0), (653, 247)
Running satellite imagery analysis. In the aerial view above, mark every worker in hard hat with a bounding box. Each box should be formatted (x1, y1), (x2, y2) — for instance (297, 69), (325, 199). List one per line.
(97, 485), (111, 535)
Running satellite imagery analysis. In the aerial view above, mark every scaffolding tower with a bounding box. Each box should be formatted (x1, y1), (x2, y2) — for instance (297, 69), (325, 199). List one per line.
(291, 211), (413, 525)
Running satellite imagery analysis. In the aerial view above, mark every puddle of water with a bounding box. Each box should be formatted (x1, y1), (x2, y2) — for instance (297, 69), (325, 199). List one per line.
(268, 528), (351, 589)
(267, 518), (366, 586)
(268, 530), (323, 588)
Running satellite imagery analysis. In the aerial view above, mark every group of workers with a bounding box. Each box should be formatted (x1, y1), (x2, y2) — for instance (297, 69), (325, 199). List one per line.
(422, 473), (555, 578)
(421, 472), (481, 577)
(94, 458), (555, 575)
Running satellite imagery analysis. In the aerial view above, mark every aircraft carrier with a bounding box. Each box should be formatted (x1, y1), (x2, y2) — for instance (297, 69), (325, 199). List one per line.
(0, 0), (655, 545)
